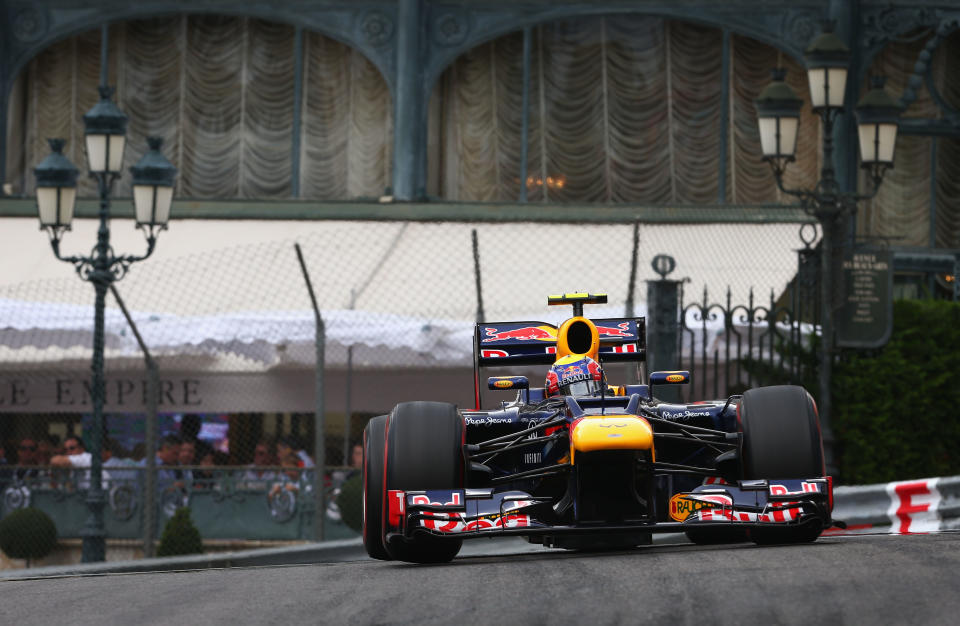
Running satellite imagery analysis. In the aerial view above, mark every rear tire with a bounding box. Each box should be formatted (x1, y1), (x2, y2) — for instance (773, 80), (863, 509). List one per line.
(739, 385), (825, 545)
(385, 401), (464, 563)
(362, 415), (391, 560)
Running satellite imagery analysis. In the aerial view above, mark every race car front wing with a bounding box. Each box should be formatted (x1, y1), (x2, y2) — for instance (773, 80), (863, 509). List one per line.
(383, 478), (834, 543)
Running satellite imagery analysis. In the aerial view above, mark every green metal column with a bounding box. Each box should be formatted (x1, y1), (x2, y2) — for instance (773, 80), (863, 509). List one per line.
(929, 137), (937, 248)
(832, 0), (860, 216)
(0, 67), (9, 196)
(519, 26), (532, 203)
(718, 29), (730, 204)
(392, 0), (424, 201)
(825, 0), (860, 476)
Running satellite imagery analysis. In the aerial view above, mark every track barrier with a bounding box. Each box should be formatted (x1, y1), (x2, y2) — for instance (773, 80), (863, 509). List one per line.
(828, 475), (960, 535)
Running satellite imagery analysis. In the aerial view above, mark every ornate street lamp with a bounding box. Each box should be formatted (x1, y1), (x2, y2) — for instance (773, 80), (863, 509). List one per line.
(131, 137), (177, 240)
(755, 23), (901, 473)
(34, 139), (79, 236)
(755, 68), (802, 174)
(84, 86), (128, 174)
(34, 86), (176, 563)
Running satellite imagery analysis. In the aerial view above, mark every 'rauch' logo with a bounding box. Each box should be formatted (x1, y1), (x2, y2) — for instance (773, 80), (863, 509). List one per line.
(668, 493), (732, 521)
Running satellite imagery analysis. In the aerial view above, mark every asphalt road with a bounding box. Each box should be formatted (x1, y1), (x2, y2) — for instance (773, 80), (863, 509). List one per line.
(2, 532), (957, 625)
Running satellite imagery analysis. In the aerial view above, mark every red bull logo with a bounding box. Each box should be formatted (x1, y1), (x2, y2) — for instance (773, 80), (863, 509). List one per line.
(595, 322), (635, 339)
(482, 325), (557, 343)
(559, 365), (588, 383)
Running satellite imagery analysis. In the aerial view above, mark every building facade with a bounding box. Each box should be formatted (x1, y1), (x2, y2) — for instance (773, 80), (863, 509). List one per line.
(0, 2), (957, 257)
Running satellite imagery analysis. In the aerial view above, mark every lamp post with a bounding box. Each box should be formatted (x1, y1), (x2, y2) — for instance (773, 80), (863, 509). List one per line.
(755, 24), (902, 473)
(33, 85), (177, 563)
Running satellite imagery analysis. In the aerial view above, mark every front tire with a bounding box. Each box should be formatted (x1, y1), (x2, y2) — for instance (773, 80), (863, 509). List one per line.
(385, 401), (464, 563)
(362, 415), (391, 560)
(739, 385), (825, 545)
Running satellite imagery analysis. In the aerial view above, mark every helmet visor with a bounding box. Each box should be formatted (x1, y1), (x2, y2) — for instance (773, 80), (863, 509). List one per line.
(562, 379), (603, 397)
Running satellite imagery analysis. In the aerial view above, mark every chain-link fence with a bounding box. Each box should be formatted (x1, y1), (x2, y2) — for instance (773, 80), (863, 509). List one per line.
(0, 217), (812, 566)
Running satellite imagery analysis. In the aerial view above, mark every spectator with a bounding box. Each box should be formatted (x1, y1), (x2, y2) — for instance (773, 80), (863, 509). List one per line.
(175, 438), (196, 487)
(102, 438), (138, 486)
(331, 442), (363, 490)
(241, 439), (277, 490)
(270, 436), (311, 502)
(0, 441), (10, 485)
(276, 436), (305, 480)
(130, 442), (147, 462)
(326, 442), (363, 523)
(156, 434), (181, 467)
(180, 414), (202, 443)
(15, 437), (41, 481)
(277, 435), (314, 469)
(50, 435), (116, 490)
(145, 434), (185, 515)
(36, 435), (58, 466)
(178, 439), (196, 465)
(139, 434), (182, 486)
(350, 442), (363, 471)
(184, 441), (217, 489)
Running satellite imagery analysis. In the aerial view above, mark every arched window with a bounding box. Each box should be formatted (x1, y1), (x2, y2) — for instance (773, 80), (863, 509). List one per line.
(5, 16), (392, 200)
(860, 31), (960, 249)
(427, 15), (820, 205)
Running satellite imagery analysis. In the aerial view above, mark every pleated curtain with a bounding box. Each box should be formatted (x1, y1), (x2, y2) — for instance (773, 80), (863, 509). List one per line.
(15, 16), (392, 201)
(433, 17), (821, 205)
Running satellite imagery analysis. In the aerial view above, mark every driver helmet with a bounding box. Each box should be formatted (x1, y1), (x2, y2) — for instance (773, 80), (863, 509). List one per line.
(545, 355), (604, 397)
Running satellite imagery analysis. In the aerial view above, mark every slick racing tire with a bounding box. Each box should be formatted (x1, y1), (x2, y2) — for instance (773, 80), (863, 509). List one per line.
(385, 401), (464, 563)
(362, 415), (391, 560)
(739, 385), (825, 545)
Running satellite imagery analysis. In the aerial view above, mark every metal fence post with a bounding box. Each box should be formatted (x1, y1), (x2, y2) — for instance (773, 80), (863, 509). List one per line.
(108, 285), (158, 557)
(625, 222), (640, 317)
(294, 244), (325, 542)
(646, 255), (681, 403)
(472, 229), (485, 323)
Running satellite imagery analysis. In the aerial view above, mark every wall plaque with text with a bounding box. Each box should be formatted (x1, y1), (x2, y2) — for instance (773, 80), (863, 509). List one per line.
(836, 248), (893, 348)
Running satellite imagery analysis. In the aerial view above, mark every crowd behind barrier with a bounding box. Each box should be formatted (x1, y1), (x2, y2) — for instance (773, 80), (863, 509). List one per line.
(0, 426), (366, 565)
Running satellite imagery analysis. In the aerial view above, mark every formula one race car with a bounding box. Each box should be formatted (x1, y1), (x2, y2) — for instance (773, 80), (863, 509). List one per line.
(362, 293), (834, 563)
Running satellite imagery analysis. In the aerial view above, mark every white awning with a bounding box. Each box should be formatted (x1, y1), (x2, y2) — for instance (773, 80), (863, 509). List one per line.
(0, 216), (811, 373)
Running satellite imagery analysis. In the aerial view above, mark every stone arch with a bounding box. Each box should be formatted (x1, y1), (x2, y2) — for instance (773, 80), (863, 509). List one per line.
(4, 4), (395, 95)
(421, 5), (816, 99)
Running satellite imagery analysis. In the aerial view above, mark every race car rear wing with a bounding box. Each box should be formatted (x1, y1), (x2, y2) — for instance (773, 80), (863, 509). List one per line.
(473, 317), (646, 367)
(472, 316), (645, 409)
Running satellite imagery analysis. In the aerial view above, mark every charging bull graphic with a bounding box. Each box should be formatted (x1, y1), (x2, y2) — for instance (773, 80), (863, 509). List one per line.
(482, 325), (558, 343)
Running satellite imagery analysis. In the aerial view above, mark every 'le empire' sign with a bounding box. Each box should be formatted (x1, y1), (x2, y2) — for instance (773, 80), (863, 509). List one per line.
(0, 377), (201, 412)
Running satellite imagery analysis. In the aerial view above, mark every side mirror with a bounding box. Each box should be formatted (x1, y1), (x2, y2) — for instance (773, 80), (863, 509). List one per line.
(648, 371), (690, 401)
(488, 376), (529, 391)
(649, 371), (690, 385)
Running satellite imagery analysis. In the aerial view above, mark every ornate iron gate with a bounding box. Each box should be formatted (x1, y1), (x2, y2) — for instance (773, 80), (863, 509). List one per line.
(675, 240), (820, 402)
